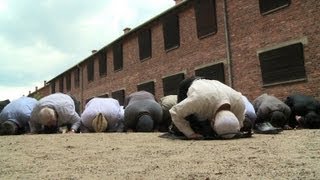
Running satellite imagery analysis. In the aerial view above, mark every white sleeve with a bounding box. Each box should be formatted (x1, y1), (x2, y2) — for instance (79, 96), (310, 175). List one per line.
(169, 97), (197, 137)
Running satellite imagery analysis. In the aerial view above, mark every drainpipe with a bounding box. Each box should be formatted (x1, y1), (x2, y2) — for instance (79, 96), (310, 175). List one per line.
(77, 64), (84, 112)
(223, 0), (233, 87)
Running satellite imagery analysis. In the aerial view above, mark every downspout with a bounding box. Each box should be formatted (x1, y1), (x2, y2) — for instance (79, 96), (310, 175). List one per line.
(77, 64), (84, 112)
(223, 0), (233, 87)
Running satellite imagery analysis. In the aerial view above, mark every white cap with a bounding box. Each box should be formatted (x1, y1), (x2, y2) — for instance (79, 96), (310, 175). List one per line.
(212, 110), (240, 139)
(92, 113), (108, 132)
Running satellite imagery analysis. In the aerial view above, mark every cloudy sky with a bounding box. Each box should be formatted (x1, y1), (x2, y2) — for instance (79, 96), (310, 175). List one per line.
(0, 0), (174, 101)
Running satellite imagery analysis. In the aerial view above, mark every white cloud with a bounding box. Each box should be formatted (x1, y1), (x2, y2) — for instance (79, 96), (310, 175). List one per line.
(0, 0), (174, 100)
(0, 36), (74, 72)
(0, 0), (8, 13)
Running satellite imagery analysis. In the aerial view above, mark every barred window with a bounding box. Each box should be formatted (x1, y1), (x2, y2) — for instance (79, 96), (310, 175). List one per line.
(113, 42), (123, 71)
(66, 72), (71, 91)
(194, 0), (217, 38)
(259, 0), (290, 15)
(51, 81), (56, 94)
(259, 43), (306, 85)
(98, 94), (109, 98)
(87, 59), (94, 82)
(137, 81), (155, 95)
(163, 14), (180, 51)
(59, 77), (64, 92)
(112, 89), (125, 106)
(99, 50), (107, 76)
(195, 63), (225, 83)
(138, 28), (152, 60)
(74, 68), (80, 88)
(162, 73), (185, 96)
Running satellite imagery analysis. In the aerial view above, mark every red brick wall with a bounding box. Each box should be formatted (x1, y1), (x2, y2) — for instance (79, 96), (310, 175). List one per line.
(228, 0), (320, 101)
(77, 1), (229, 105)
(35, 0), (320, 110)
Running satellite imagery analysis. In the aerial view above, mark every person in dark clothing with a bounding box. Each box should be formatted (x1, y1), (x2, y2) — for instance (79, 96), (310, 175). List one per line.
(253, 93), (291, 134)
(124, 91), (163, 132)
(284, 94), (320, 129)
(0, 99), (10, 113)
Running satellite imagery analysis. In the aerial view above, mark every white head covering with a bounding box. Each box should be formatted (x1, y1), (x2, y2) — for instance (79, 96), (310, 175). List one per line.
(212, 110), (240, 139)
(39, 107), (57, 125)
(92, 113), (108, 132)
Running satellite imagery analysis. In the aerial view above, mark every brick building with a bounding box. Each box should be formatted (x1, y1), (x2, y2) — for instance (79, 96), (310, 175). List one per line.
(29, 0), (320, 111)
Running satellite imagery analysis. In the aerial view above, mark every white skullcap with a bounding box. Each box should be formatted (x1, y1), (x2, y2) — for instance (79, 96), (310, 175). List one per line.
(92, 113), (108, 132)
(39, 107), (57, 125)
(212, 110), (240, 139)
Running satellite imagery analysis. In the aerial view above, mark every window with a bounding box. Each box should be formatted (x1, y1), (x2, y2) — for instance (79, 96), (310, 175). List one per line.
(74, 68), (80, 88)
(59, 77), (64, 92)
(138, 28), (152, 60)
(51, 81), (56, 93)
(112, 89), (125, 106)
(258, 43), (306, 85)
(99, 50), (107, 76)
(163, 13), (180, 51)
(137, 81), (155, 95)
(194, 0), (217, 38)
(66, 72), (71, 91)
(162, 73), (185, 96)
(98, 94), (109, 98)
(87, 59), (94, 82)
(259, 0), (290, 15)
(113, 42), (123, 71)
(85, 97), (94, 105)
(195, 63), (225, 83)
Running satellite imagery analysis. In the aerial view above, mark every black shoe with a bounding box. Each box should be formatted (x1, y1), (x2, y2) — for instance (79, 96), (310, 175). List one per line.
(254, 122), (282, 134)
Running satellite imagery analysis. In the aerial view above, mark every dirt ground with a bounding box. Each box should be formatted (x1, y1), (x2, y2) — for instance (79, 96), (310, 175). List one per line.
(0, 130), (319, 180)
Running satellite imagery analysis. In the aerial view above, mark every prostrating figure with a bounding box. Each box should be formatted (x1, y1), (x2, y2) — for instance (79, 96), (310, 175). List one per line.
(0, 99), (10, 113)
(0, 97), (37, 135)
(284, 94), (320, 129)
(170, 77), (249, 140)
(80, 97), (124, 133)
(29, 93), (81, 134)
(159, 95), (177, 132)
(253, 93), (291, 134)
(124, 91), (163, 132)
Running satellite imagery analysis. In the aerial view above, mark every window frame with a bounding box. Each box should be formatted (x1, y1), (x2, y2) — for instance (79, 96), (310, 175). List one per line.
(66, 72), (71, 91)
(258, 42), (306, 86)
(194, 0), (217, 39)
(59, 77), (64, 92)
(195, 63), (225, 83)
(162, 13), (180, 52)
(137, 81), (155, 95)
(87, 59), (94, 82)
(162, 73), (185, 96)
(112, 89), (125, 106)
(99, 50), (107, 76)
(113, 41), (123, 71)
(259, 0), (291, 15)
(74, 67), (80, 88)
(51, 81), (56, 94)
(138, 28), (152, 61)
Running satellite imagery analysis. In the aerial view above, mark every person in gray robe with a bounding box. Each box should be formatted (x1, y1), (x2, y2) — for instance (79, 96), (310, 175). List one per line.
(253, 93), (291, 134)
(29, 93), (81, 134)
(124, 91), (163, 132)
